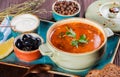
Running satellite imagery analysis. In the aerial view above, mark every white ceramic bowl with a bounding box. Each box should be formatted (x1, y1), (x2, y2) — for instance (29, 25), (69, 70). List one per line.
(11, 14), (40, 33)
(39, 18), (113, 71)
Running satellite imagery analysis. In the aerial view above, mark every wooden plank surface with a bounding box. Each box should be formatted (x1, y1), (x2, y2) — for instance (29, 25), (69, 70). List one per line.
(0, 0), (120, 77)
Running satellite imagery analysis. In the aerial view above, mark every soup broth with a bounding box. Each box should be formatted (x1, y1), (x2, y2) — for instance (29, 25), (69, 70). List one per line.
(50, 22), (105, 53)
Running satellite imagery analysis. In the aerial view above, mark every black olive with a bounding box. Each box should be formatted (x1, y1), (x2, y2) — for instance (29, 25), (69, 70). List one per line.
(22, 34), (27, 41)
(22, 46), (32, 51)
(30, 37), (37, 44)
(34, 38), (41, 49)
(22, 34), (32, 41)
(15, 39), (23, 49)
(36, 37), (41, 45)
(30, 37), (41, 50)
(31, 46), (37, 50)
(23, 41), (32, 47)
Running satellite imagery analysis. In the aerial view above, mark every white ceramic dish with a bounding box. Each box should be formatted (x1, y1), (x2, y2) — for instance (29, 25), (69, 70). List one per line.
(85, 0), (120, 32)
(39, 18), (114, 71)
(10, 14), (40, 33)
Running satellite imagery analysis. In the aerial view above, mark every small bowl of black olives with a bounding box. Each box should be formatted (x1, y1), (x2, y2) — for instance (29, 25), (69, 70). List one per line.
(13, 33), (44, 62)
(52, 0), (81, 21)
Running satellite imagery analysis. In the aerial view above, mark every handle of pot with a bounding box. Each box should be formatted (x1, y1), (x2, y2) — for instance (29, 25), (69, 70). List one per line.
(39, 44), (54, 57)
(104, 28), (114, 37)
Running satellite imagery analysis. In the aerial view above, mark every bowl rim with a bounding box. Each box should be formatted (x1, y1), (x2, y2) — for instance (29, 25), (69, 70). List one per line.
(46, 18), (107, 56)
(14, 33), (44, 53)
(10, 14), (40, 33)
(52, 0), (81, 16)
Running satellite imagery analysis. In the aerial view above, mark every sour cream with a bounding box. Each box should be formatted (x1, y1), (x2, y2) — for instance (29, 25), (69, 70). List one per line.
(11, 14), (39, 33)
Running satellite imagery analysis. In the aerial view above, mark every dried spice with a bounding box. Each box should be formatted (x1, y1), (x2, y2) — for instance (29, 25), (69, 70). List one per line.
(0, 0), (48, 22)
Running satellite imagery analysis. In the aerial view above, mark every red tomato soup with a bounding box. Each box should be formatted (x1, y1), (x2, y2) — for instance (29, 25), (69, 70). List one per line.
(50, 22), (105, 53)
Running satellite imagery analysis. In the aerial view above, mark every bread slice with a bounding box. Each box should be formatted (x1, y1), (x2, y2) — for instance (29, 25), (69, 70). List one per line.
(86, 63), (120, 77)
(98, 63), (120, 77)
(86, 70), (100, 77)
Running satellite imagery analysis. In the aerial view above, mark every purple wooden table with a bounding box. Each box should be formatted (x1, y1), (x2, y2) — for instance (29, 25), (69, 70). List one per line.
(0, 0), (119, 77)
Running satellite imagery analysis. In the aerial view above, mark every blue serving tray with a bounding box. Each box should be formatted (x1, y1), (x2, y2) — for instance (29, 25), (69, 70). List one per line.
(0, 20), (120, 77)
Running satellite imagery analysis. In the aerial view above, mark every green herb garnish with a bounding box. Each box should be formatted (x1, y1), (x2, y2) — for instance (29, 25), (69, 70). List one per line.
(66, 26), (76, 38)
(78, 34), (88, 44)
(71, 34), (88, 48)
(65, 26), (88, 48)
(71, 39), (79, 48)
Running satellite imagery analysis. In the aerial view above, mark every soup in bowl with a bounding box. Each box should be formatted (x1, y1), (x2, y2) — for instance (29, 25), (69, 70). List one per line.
(39, 18), (112, 71)
(50, 21), (105, 53)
